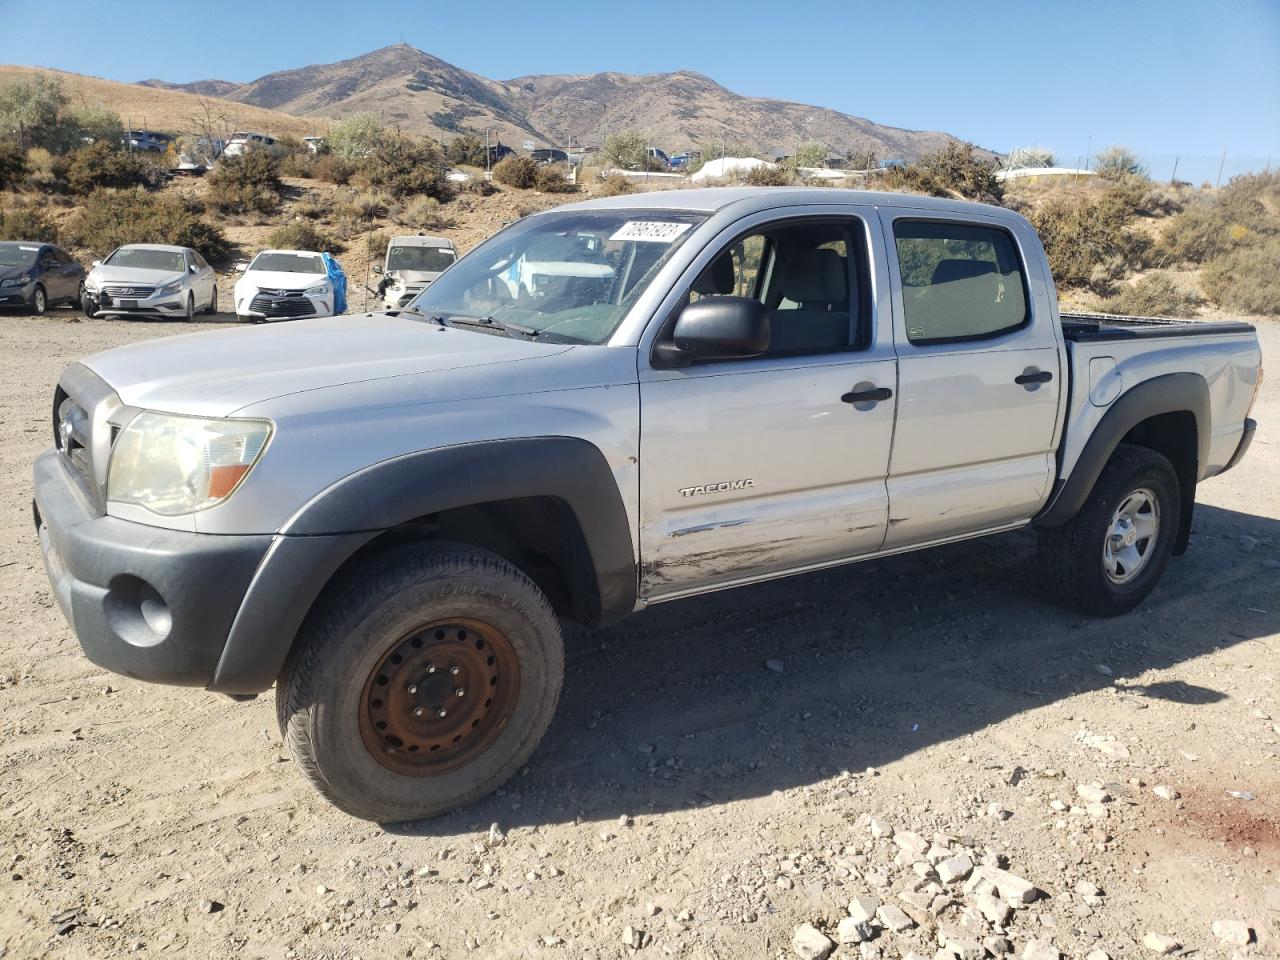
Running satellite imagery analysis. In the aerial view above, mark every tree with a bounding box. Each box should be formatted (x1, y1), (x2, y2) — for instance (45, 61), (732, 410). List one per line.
(604, 130), (659, 171)
(1094, 145), (1147, 182)
(844, 148), (880, 171)
(0, 75), (68, 150)
(356, 134), (450, 199)
(329, 112), (383, 159)
(1007, 145), (1055, 169)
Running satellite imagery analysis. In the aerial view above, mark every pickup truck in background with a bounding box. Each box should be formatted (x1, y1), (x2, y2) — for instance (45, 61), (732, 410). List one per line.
(33, 188), (1262, 822)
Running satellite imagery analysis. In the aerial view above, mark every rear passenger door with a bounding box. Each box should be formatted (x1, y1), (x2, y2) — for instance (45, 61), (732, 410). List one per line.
(638, 211), (897, 598)
(880, 212), (1061, 548)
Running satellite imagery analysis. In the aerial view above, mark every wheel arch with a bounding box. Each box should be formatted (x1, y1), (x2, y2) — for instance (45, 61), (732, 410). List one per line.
(210, 437), (636, 695)
(1035, 372), (1209, 554)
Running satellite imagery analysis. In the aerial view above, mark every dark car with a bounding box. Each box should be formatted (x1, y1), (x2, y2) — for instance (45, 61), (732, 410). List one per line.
(531, 148), (568, 165)
(124, 129), (174, 153)
(0, 242), (86, 315)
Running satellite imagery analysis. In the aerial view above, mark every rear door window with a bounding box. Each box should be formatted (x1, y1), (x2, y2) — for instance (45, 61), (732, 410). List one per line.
(893, 221), (1029, 345)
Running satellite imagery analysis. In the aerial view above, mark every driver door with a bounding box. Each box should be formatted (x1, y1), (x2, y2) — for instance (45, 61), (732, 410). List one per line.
(637, 211), (897, 598)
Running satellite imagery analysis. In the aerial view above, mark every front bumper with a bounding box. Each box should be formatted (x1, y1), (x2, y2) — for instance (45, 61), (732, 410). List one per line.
(236, 288), (332, 320)
(33, 448), (271, 687)
(86, 287), (187, 318)
(0, 281), (35, 306)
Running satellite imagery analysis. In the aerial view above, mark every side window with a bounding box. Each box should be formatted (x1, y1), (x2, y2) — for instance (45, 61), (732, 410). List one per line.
(40, 251), (58, 270)
(684, 220), (867, 357)
(191, 251), (208, 270)
(894, 220), (1029, 345)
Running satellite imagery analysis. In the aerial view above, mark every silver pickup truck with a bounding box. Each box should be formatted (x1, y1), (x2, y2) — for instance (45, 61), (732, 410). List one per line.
(33, 188), (1262, 822)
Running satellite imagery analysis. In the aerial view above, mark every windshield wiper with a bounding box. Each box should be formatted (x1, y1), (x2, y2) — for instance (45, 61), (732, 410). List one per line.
(444, 314), (541, 339)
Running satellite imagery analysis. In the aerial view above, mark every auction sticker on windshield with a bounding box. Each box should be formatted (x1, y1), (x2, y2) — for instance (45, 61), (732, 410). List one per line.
(609, 221), (693, 243)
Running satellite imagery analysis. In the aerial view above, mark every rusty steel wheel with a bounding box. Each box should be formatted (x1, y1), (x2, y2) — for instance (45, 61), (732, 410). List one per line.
(359, 618), (522, 775)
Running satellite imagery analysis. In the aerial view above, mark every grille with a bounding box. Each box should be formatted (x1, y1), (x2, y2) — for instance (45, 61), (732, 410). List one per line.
(250, 292), (315, 318)
(53, 387), (93, 490)
(104, 285), (155, 298)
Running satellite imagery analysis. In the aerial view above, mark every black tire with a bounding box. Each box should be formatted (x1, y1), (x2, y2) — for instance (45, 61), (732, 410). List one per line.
(1038, 444), (1180, 617)
(31, 284), (47, 316)
(276, 542), (564, 823)
(183, 293), (195, 322)
(80, 288), (98, 319)
(236, 313), (251, 323)
(206, 284), (217, 315)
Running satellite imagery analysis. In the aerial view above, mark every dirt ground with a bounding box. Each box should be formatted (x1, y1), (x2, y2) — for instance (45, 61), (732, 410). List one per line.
(0, 309), (1276, 960)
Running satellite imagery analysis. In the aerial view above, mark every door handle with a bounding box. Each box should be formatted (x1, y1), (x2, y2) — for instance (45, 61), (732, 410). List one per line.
(841, 386), (893, 404)
(1014, 369), (1053, 386)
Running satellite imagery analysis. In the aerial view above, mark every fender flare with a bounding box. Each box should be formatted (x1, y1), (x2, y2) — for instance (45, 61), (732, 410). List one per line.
(210, 437), (636, 694)
(1034, 373), (1209, 548)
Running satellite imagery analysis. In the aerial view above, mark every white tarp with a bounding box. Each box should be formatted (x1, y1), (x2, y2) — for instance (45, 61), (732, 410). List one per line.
(690, 157), (776, 182)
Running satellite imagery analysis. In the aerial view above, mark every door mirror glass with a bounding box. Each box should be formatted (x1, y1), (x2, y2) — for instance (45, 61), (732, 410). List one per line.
(372, 264), (382, 274)
(235, 261), (249, 272)
(666, 297), (769, 364)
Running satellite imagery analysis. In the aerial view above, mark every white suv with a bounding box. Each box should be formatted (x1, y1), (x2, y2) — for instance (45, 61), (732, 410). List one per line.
(233, 249), (334, 322)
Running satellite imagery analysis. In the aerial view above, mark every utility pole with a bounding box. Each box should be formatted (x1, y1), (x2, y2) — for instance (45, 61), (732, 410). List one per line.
(1170, 156), (1179, 184)
(1216, 150), (1226, 188)
(1084, 136), (1092, 172)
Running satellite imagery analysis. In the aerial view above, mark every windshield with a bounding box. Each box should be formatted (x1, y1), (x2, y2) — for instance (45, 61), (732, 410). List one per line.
(251, 252), (324, 274)
(0, 243), (39, 268)
(408, 210), (706, 344)
(105, 248), (185, 272)
(387, 245), (455, 273)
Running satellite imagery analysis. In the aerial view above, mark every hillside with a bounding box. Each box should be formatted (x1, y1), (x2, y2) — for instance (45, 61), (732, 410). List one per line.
(146, 44), (979, 158)
(0, 65), (325, 139)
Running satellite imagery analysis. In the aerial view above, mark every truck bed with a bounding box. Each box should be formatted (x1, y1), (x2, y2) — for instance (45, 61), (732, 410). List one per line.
(1061, 312), (1256, 341)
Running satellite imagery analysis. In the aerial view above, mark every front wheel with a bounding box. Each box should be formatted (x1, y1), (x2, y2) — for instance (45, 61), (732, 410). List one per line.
(276, 543), (564, 823)
(206, 284), (218, 315)
(1039, 444), (1180, 617)
(183, 293), (195, 322)
(31, 284), (47, 316)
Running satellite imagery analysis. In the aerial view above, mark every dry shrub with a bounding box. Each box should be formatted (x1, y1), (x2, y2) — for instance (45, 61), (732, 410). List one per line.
(461, 176), (496, 196)
(339, 190), (392, 221)
(743, 164), (793, 186)
(396, 195), (452, 230)
(355, 135), (450, 200)
(0, 200), (58, 242)
(493, 155), (539, 189)
(881, 142), (1003, 204)
(600, 174), (634, 197)
(22, 147), (66, 192)
(0, 143), (27, 190)
(1201, 238), (1280, 316)
(65, 189), (227, 261)
(1095, 272), (1201, 317)
(266, 221), (343, 254)
(206, 151), (283, 214)
(311, 154), (355, 185)
(1027, 184), (1149, 290)
(65, 141), (153, 194)
(535, 164), (577, 193)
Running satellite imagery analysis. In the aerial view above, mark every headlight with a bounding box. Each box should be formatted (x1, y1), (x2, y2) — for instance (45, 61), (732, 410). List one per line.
(107, 413), (272, 516)
(1, 275), (31, 287)
(154, 280), (183, 296)
(84, 276), (99, 293)
(304, 282), (329, 297)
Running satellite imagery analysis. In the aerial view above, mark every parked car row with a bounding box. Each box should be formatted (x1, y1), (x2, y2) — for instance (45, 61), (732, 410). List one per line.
(0, 239), (357, 325)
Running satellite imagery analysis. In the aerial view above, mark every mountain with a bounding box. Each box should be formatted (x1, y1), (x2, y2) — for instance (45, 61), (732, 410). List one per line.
(149, 45), (979, 159)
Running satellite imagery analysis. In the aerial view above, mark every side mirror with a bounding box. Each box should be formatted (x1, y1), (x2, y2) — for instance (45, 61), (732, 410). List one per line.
(234, 262), (249, 272)
(371, 264), (383, 274)
(189, 264), (198, 274)
(656, 297), (769, 367)
(91, 260), (101, 268)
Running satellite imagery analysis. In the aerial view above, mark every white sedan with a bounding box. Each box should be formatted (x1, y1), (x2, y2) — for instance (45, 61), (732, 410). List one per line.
(82, 244), (217, 321)
(233, 250), (334, 323)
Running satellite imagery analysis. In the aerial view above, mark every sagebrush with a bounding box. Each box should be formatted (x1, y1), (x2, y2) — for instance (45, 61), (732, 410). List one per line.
(65, 189), (228, 261)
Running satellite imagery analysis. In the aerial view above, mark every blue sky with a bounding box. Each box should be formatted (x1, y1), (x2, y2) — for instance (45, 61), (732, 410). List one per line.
(1, 0), (1277, 182)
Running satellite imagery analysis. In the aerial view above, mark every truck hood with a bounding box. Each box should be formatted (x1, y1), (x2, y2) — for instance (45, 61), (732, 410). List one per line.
(389, 269), (444, 285)
(82, 312), (574, 417)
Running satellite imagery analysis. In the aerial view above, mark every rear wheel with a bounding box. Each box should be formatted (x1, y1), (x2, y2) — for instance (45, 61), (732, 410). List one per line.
(1039, 444), (1180, 617)
(276, 542), (564, 822)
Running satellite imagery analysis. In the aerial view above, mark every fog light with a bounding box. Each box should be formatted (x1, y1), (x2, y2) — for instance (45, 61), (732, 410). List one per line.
(104, 575), (172, 647)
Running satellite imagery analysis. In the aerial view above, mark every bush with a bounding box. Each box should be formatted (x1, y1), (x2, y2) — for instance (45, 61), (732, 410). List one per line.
(790, 141), (829, 169)
(0, 201), (58, 242)
(1095, 272), (1201, 317)
(744, 164), (793, 186)
(365, 230), (390, 259)
(599, 173), (634, 196)
(339, 190), (392, 221)
(311, 153), (355, 185)
(354, 135), (450, 199)
(460, 175), (496, 196)
(22, 147), (65, 192)
(603, 130), (650, 171)
(1201, 238), (1280, 316)
(446, 134), (488, 167)
(64, 141), (152, 193)
(65, 189), (228, 261)
(206, 151), (283, 214)
(1094, 145), (1147, 182)
(1154, 203), (1240, 266)
(881, 142), (1004, 204)
(493, 155), (539, 189)
(266, 221), (343, 254)
(396, 195), (452, 230)
(535, 163), (577, 193)
(1028, 184), (1150, 290)
(0, 143), (28, 190)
